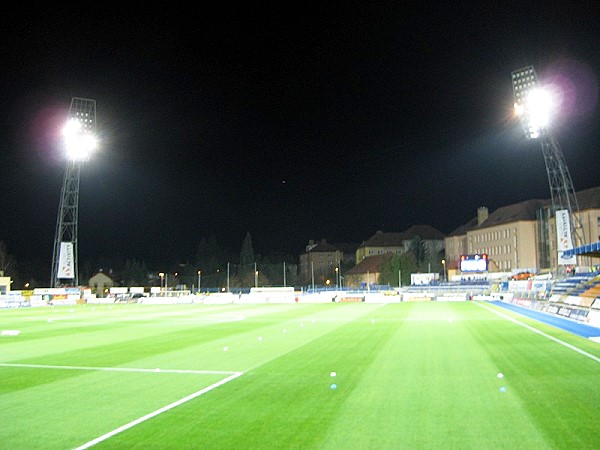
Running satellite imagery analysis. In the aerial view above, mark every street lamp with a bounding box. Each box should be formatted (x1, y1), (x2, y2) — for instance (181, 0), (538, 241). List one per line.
(159, 272), (165, 290)
(197, 270), (202, 293)
(51, 98), (97, 288)
(511, 66), (584, 267)
(441, 259), (446, 282)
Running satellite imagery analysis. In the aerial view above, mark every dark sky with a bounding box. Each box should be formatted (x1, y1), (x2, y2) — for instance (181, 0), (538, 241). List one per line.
(1, 3), (599, 274)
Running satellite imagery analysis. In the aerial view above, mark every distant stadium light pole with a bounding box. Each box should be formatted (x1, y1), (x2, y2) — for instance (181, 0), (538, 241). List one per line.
(51, 98), (97, 288)
(511, 66), (584, 268)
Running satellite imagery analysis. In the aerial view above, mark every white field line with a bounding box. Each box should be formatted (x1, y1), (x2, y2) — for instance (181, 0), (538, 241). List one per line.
(475, 302), (600, 364)
(0, 363), (236, 375)
(0, 362), (244, 448)
(73, 370), (244, 449)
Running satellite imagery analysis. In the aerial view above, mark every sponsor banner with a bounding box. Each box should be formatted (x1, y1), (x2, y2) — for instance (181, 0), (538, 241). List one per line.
(0, 297), (30, 309)
(34, 288), (67, 295)
(57, 242), (75, 279)
(556, 210), (577, 265)
(110, 287), (128, 295)
(51, 298), (78, 306)
(569, 308), (589, 321)
(531, 280), (551, 292)
(339, 296), (365, 303)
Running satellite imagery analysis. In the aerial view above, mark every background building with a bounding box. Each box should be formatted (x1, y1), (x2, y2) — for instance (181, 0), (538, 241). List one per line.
(298, 240), (343, 285)
(356, 226), (445, 265)
(445, 186), (600, 275)
(344, 254), (391, 288)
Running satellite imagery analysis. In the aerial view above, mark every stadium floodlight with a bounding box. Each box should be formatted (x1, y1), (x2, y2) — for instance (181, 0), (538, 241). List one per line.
(511, 66), (584, 268)
(63, 118), (97, 161)
(51, 98), (97, 288)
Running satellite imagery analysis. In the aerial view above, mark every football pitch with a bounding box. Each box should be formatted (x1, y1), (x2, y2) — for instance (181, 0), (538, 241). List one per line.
(1, 301), (599, 449)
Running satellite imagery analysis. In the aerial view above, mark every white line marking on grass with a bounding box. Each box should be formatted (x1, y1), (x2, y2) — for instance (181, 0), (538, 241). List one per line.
(73, 370), (244, 449)
(475, 302), (600, 364)
(0, 363), (236, 375)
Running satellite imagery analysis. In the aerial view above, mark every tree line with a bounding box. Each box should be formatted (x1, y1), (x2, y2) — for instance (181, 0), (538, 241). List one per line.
(1, 233), (444, 290)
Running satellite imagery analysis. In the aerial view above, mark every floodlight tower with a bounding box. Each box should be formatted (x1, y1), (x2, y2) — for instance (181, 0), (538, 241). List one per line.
(511, 66), (584, 266)
(51, 98), (97, 288)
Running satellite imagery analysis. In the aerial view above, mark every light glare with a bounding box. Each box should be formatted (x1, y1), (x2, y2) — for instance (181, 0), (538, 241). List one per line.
(63, 118), (97, 161)
(527, 88), (552, 129)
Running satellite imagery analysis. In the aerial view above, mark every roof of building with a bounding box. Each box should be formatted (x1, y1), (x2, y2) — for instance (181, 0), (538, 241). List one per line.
(89, 271), (114, 281)
(447, 217), (479, 237)
(334, 242), (360, 254)
(305, 239), (338, 253)
(575, 186), (600, 209)
(345, 254), (392, 275)
(447, 185), (600, 237)
(477, 198), (548, 229)
(359, 225), (445, 248)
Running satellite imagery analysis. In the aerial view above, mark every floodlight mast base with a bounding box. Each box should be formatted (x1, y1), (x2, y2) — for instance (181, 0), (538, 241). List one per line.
(51, 98), (96, 288)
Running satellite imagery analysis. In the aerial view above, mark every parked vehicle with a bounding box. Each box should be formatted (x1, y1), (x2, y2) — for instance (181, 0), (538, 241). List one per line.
(510, 272), (534, 281)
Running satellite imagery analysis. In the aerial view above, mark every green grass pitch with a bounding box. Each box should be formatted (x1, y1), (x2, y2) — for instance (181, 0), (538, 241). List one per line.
(1, 301), (599, 449)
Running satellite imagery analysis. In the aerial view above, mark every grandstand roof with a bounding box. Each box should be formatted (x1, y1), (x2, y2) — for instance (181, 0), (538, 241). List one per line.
(563, 241), (600, 259)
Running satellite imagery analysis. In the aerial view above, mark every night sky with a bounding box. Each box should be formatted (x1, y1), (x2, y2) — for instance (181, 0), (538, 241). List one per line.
(1, 3), (599, 275)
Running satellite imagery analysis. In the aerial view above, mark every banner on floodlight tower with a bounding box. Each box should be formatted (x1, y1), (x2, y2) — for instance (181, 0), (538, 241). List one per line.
(556, 209), (576, 265)
(57, 242), (75, 279)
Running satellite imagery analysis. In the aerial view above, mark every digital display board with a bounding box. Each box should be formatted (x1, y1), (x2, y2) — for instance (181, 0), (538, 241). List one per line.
(460, 254), (488, 272)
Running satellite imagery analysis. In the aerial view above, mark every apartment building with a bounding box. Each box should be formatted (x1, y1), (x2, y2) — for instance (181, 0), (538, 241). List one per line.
(445, 186), (600, 273)
(298, 239), (343, 283)
(356, 225), (445, 263)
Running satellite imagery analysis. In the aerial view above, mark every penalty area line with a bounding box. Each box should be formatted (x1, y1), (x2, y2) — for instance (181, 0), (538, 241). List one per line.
(74, 370), (244, 450)
(0, 363), (237, 375)
(475, 302), (600, 364)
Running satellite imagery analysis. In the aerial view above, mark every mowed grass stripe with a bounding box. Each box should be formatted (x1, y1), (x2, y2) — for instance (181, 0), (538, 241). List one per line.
(2, 302), (599, 449)
(0, 303), (315, 363)
(1, 303), (383, 449)
(321, 302), (550, 449)
(97, 303), (395, 449)
(465, 302), (600, 449)
(1, 303), (331, 368)
(0, 369), (229, 450)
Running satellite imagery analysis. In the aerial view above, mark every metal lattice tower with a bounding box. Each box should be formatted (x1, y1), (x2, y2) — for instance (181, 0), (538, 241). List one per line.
(511, 66), (585, 255)
(51, 98), (96, 287)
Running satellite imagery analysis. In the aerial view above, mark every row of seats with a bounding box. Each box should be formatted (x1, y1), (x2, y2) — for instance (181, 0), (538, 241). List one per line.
(552, 273), (600, 297)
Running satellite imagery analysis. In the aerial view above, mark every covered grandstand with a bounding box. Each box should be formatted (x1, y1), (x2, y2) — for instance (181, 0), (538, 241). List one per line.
(562, 241), (600, 259)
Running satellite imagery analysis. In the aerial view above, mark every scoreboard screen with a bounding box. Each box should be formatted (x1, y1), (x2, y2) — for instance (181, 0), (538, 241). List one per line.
(460, 254), (488, 272)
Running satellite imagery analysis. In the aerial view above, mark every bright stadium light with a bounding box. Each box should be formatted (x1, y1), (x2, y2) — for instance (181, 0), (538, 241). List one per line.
(512, 67), (556, 139)
(511, 66), (585, 270)
(63, 118), (97, 161)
